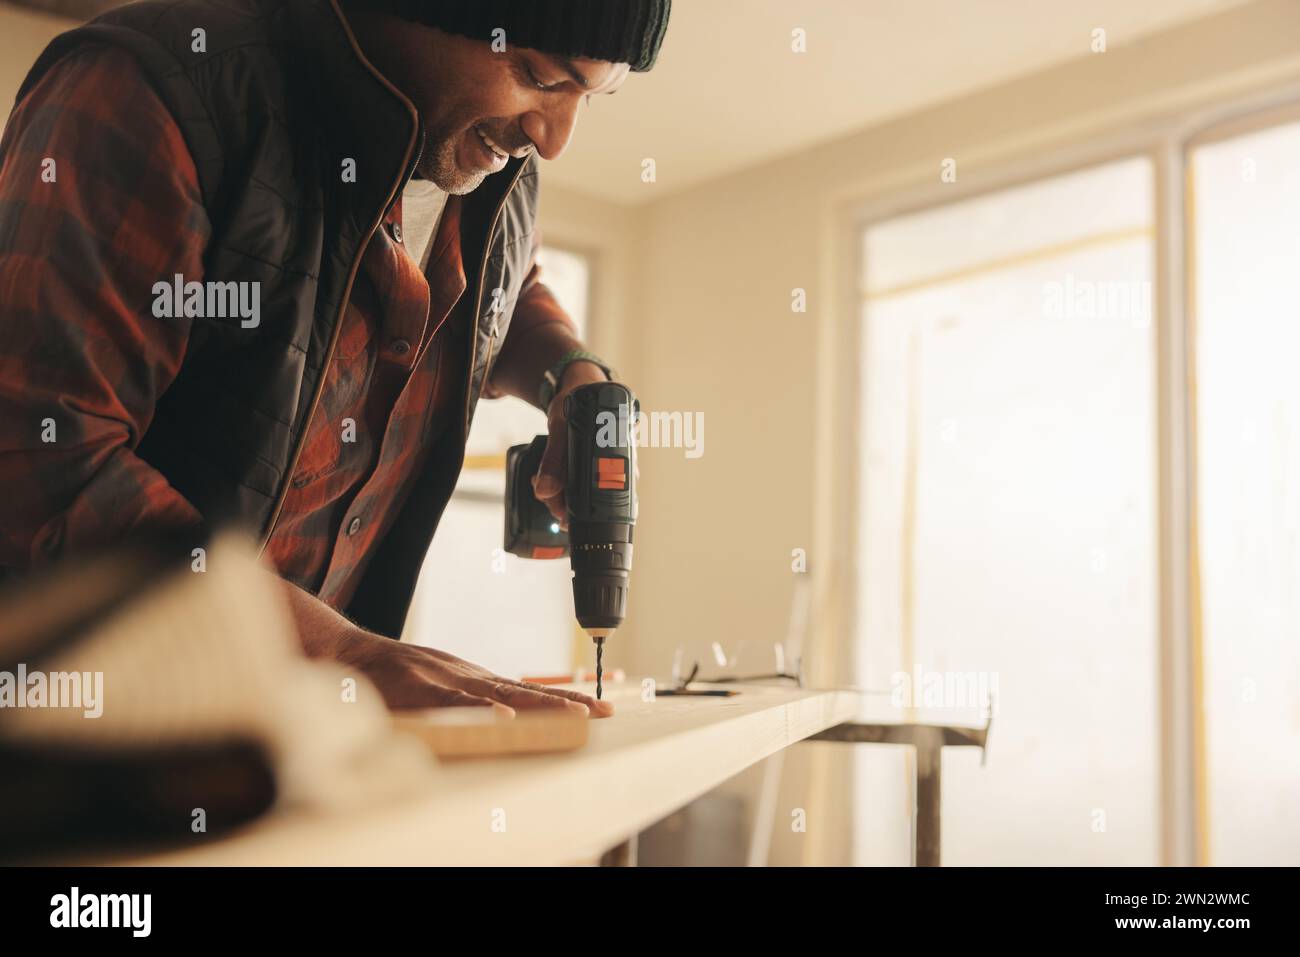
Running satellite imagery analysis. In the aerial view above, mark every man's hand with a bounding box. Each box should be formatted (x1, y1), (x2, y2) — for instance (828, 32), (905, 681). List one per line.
(531, 360), (611, 529)
(333, 630), (614, 716)
(283, 580), (614, 716)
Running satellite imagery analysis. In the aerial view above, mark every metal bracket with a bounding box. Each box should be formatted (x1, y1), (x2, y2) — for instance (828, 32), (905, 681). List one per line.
(810, 708), (992, 866)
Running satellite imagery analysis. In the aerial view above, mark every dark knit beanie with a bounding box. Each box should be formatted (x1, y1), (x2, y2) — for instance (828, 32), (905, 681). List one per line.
(373, 0), (672, 72)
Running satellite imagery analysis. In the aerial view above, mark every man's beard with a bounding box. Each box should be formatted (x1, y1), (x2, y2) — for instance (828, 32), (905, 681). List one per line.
(419, 119), (489, 195)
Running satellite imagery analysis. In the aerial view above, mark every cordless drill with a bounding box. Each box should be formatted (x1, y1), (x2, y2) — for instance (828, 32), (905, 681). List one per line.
(505, 382), (639, 699)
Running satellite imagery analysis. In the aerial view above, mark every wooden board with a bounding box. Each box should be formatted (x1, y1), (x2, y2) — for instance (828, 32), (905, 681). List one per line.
(92, 682), (859, 866)
(393, 707), (588, 759)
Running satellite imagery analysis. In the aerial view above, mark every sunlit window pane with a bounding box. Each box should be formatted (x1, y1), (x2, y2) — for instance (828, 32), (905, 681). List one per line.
(856, 158), (1158, 865)
(1192, 118), (1300, 866)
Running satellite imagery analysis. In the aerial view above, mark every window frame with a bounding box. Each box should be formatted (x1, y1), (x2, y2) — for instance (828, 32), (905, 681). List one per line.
(825, 81), (1300, 867)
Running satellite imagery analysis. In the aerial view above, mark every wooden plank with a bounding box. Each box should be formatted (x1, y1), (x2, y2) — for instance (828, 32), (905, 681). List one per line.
(104, 683), (859, 866)
(394, 707), (588, 758)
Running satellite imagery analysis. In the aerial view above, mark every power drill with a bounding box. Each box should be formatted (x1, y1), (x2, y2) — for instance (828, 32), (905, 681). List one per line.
(505, 381), (639, 699)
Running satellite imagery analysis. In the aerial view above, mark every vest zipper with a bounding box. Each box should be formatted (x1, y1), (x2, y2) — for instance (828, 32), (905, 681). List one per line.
(258, 5), (421, 553)
(463, 158), (530, 438)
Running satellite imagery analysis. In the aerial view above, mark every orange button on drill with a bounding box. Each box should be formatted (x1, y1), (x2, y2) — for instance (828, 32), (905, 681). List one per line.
(596, 456), (626, 490)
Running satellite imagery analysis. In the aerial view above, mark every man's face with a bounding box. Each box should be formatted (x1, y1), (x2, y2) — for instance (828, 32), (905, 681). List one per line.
(348, 12), (631, 194)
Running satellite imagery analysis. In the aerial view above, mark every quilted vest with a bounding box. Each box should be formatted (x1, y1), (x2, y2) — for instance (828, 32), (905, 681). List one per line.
(17, 0), (540, 635)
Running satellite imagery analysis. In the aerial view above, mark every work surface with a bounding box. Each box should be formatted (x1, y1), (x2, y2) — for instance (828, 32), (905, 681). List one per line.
(114, 682), (858, 866)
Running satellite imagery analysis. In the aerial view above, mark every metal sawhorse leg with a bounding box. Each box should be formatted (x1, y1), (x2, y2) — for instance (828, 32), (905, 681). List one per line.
(810, 712), (992, 866)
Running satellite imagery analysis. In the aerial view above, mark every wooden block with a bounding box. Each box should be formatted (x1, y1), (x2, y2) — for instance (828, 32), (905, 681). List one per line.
(392, 707), (589, 760)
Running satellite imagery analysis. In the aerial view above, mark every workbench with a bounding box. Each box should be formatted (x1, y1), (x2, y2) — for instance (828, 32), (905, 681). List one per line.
(108, 682), (859, 866)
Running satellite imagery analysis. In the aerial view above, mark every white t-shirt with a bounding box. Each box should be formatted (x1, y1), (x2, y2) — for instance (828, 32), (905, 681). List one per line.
(401, 177), (449, 271)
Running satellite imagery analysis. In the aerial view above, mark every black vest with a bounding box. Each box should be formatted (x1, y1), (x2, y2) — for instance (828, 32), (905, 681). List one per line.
(17, 0), (540, 636)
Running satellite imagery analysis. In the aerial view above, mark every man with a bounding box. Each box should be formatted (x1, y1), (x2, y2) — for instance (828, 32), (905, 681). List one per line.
(0, 0), (671, 716)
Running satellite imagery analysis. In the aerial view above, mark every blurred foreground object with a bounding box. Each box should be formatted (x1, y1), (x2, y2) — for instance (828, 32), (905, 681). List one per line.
(0, 533), (430, 858)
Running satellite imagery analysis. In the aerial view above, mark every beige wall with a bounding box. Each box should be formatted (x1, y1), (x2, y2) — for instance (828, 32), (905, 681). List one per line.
(0, 6), (73, 107)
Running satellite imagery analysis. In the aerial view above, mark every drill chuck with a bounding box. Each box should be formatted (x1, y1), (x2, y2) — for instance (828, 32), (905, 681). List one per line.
(568, 522), (633, 630)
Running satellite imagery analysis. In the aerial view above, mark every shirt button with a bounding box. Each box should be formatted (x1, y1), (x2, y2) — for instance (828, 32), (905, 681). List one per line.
(389, 221), (403, 243)
(390, 338), (411, 356)
(346, 517), (362, 536)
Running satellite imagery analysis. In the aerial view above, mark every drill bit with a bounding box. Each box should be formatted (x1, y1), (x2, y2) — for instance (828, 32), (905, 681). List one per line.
(595, 636), (605, 700)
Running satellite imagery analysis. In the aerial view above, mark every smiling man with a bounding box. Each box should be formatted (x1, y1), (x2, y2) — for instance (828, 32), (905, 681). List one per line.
(0, 0), (671, 716)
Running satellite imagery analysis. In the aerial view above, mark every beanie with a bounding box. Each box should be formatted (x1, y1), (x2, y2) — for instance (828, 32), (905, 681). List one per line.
(374, 0), (672, 72)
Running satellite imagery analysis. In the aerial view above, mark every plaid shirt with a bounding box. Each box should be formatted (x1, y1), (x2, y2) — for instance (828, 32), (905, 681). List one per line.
(0, 44), (575, 608)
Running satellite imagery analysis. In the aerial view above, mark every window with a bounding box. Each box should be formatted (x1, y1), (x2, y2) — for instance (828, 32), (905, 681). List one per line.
(402, 247), (592, 678)
(1191, 115), (1300, 866)
(855, 158), (1159, 865)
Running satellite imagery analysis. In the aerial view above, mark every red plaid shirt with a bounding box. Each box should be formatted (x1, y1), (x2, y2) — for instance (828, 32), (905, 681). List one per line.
(0, 44), (574, 608)
(262, 178), (468, 607)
